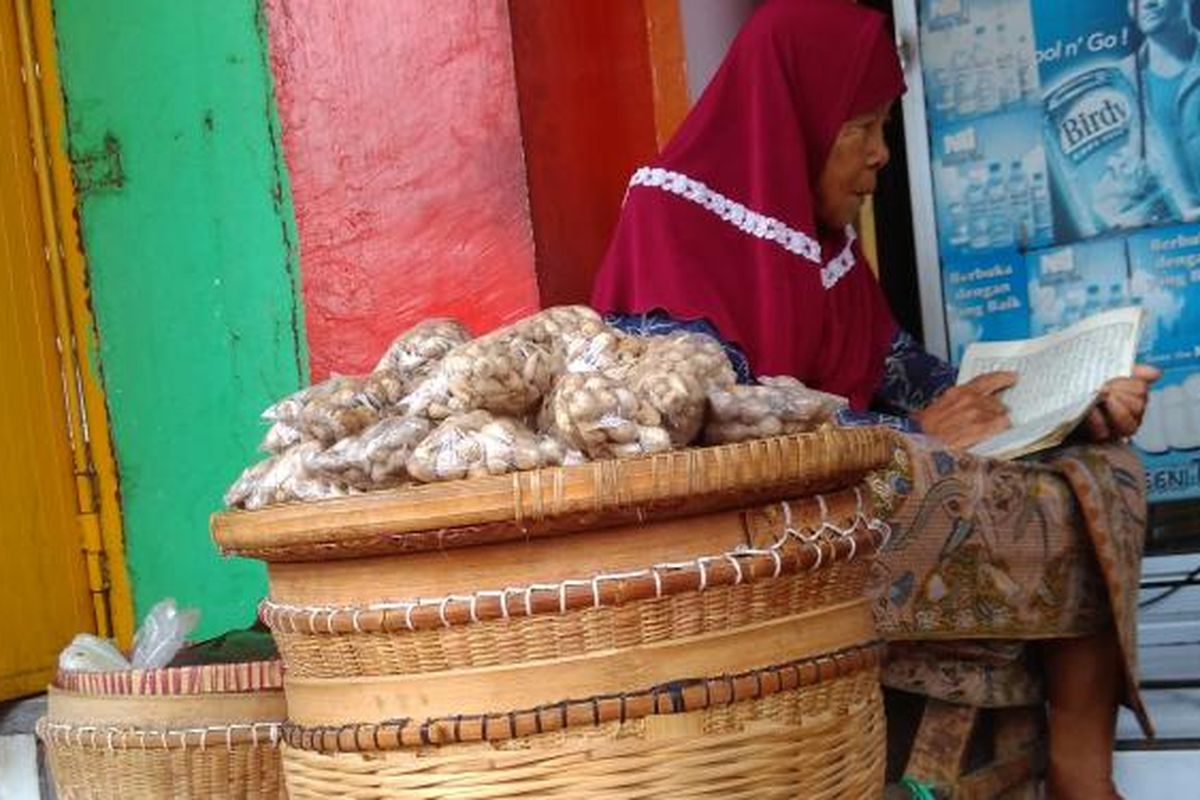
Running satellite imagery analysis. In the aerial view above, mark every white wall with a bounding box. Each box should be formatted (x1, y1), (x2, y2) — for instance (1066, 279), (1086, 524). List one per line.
(0, 736), (40, 800)
(679, 0), (762, 101)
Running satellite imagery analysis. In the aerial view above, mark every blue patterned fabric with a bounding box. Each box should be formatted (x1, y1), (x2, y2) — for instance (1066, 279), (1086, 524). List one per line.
(874, 329), (958, 416)
(836, 407), (920, 433)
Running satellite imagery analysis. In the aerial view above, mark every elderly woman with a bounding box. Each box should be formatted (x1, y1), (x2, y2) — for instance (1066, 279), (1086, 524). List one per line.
(592, 1), (1158, 797)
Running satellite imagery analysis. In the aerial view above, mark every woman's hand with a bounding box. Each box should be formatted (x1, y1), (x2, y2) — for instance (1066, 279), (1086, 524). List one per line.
(911, 371), (1017, 450)
(1081, 364), (1161, 442)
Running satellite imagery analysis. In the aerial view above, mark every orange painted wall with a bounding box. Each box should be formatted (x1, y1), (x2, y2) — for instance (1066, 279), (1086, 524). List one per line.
(509, 0), (687, 308)
(265, 0), (541, 379)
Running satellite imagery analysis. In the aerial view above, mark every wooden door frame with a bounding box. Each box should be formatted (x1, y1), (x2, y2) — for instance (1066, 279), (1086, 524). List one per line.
(13, 0), (133, 647)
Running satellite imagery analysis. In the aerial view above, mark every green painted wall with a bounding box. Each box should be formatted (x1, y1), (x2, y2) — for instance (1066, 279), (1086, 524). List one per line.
(53, 0), (307, 637)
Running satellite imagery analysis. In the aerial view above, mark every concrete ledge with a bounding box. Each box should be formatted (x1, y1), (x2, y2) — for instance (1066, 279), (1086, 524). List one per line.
(0, 696), (55, 799)
(0, 695), (46, 736)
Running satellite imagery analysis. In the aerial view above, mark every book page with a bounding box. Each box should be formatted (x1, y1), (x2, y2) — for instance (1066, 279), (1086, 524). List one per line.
(969, 395), (1095, 460)
(957, 306), (1144, 459)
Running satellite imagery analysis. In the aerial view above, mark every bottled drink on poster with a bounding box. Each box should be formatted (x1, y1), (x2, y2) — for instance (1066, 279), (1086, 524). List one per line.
(1026, 237), (1130, 336)
(1042, 65), (1180, 237)
(1034, 0), (1190, 239)
(920, 0), (1042, 127)
(920, 0), (1053, 259)
(929, 111), (1054, 258)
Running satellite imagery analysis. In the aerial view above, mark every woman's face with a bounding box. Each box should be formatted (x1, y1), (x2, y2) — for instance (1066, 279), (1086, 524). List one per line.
(814, 102), (892, 230)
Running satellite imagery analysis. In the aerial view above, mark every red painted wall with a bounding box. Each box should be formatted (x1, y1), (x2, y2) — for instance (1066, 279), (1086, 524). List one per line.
(265, 0), (540, 379)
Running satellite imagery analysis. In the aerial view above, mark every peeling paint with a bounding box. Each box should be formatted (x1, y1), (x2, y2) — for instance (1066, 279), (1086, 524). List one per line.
(70, 130), (124, 193)
(264, 0), (540, 379)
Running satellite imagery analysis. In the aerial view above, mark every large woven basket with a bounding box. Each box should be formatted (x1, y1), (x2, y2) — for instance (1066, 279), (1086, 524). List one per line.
(37, 659), (286, 799)
(213, 428), (900, 799)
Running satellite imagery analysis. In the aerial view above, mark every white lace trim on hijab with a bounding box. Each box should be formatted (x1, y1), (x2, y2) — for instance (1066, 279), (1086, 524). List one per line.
(628, 166), (860, 288)
(820, 226), (857, 289)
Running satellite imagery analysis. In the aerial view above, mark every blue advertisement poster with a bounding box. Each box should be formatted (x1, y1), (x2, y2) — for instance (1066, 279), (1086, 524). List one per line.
(1128, 223), (1200, 368)
(919, 0), (1200, 502)
(1134, 366), (1200, 502)
(921, 0), (1055, 258)
(921, 0), (1200, 248)
(942, 249), (1031, 363)
(1026, 237), (1130, 335)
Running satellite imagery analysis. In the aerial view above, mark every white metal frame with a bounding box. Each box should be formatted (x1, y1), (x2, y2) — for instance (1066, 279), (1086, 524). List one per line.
(894, 0), (951, 359)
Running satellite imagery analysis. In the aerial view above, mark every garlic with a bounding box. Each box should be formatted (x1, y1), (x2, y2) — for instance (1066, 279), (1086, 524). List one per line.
(540, 372), (672, 459)
(407, 410), (567, 483)
(703, 375), (845, 444)
(303, 415), (433, 489)
(225, 442), (357, 509)
(408, 306), (605, 419)
(374, 318), (471, 381)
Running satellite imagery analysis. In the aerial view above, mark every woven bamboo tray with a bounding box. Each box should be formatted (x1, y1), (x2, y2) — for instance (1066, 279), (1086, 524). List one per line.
(211, 428), (899, 799)
(37, 660), (286, 799)
(212, 427), (895, 561)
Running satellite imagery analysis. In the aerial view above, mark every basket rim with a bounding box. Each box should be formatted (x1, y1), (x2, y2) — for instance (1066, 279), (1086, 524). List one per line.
(281, 642), (883, 753)
(36, 717), (283, 751)
(260, 505), (887, 635)
(45, 684), (287, 731)
(211, 427), (897, 563)
(55, 658), (284, 696)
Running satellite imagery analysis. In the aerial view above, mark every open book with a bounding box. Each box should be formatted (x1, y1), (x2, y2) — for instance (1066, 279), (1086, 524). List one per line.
(957, 306), (1144, 460)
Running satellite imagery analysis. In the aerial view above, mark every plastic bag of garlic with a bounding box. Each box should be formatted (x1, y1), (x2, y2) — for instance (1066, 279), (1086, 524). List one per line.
(225, 306), (853, 509)
(399, 305), (606, 421)
(406, 410), (580, 482)
(539, 371), (673, 460)
(224, 442), (357, 510)
(539, 328), (736, 459)
(258, 320), (470, 454)
(373, 318), (472, 380)
(703, 376), (846, 444)
(303, 415), (434, 490)
(630, 332), (737, 445)
(258, 371), (407, 451)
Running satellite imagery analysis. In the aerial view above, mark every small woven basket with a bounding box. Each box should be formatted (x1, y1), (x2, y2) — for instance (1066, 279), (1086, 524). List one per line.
(213, 428), (901, 799)
(37, 659), (286, 799)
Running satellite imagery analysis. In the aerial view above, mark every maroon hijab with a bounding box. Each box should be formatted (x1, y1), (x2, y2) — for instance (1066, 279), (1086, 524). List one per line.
(591, 0), (906, 409)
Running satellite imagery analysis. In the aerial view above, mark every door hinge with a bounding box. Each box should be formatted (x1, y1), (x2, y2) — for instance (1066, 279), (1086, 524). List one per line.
(75, 469), (114, 638)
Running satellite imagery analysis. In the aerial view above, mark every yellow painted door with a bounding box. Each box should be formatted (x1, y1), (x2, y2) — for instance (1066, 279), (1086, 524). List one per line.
(0, 0), (96, 700)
